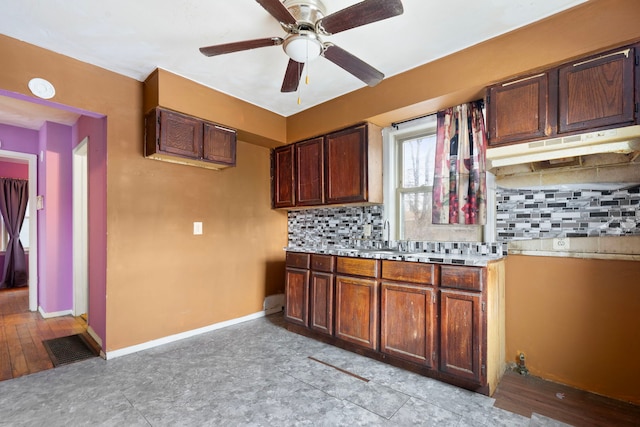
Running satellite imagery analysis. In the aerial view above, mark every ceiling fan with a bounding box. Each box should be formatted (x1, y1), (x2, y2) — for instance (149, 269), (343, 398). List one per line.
(199, 0), (404, 92)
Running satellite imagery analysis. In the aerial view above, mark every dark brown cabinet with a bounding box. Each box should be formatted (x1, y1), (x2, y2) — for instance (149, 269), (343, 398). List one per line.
(380, 260), (437, 367)
(558, 47), (636, 133)
(334, 257), (379, 350)
(284, 253), (506, 397)
(270, 122), (382, 209)
(203, 122), (236, 165)
(309, 254), (334, 335)
(325, 124), (368, 204)
(272, 145), (295, 208)
(487, 73), (550, 146)
(296, 137), (325, 206)
(285, 253), (310, 326)
(439, 265), (484, 383)
(487, 43), (638, 146)
(145, 107), (236, 169)
(440, 289), (482, 383)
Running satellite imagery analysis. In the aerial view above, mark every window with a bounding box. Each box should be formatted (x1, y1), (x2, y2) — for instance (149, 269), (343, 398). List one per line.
(0, 201), (29, 251)
(383, 116), (482, 242)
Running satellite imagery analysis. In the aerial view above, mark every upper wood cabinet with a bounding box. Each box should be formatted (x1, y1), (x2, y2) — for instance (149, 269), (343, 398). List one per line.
(270, 122), (382, 209)
(487, 43), (638, 146)
(558, 47), (636, 134)
(325, 124), (368, 204)
(272, 145), (295, 209)
(296, 137), (325, 206)
(487, 73), (550, 146)
(145, 107), (236, 169)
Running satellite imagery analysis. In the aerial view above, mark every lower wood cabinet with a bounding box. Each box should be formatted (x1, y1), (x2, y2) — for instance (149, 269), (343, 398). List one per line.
(284, 253), (310, 326)
(284, 253), (505, 397)
(285, 268), (309, 326)
(439, 289), (482, 382)
(381, 282), (436, 367)
(335, 275), (379, 350)
(310, 271), (334, 335)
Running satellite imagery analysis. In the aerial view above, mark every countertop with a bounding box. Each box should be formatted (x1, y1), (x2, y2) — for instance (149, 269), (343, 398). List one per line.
(285, 246), (505, 267)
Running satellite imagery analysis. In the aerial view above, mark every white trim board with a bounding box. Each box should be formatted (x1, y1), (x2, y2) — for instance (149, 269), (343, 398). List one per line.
(105, 309), (279, 360)
(38, 307), (73, 318)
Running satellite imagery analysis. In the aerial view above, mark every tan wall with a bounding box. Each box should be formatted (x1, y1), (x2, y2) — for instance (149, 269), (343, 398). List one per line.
(1, 35), (288, 352)
(505, 255), (640, 405)
(107, 139), (287, 350)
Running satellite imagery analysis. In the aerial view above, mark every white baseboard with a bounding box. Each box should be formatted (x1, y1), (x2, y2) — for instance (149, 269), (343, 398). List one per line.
(38, 306), (73, 318)
(105, 310), (272, 360)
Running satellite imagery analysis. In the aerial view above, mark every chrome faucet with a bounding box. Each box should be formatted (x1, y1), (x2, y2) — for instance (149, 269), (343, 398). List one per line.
(383, 220), (390, 248)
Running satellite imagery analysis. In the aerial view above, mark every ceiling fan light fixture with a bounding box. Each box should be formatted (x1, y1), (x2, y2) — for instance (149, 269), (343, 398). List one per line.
(283, 32), (322, 63)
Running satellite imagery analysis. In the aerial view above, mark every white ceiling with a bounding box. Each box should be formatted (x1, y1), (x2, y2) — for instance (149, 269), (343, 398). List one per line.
(0, 0), (586, 124)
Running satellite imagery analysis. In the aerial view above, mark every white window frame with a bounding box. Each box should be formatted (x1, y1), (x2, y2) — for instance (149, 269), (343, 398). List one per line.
(383, 116), (483, 242)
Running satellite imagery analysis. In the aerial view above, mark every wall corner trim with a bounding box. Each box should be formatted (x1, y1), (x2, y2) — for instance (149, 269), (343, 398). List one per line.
(38, 307), (73, 318)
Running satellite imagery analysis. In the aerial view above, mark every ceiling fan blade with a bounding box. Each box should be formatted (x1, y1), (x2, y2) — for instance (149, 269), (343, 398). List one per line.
(281, 59), (305, 92)
(199, 37), (283, 57)
(323, 44), (384, 87)
(255, 0), (297, 26)
(317, 0), (404, 35)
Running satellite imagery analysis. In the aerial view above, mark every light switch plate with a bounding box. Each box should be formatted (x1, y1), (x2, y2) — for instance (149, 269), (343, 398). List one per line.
(363, 224), (372, 237)
(193, 222), (203, 235)
(553, 237), (570, 251)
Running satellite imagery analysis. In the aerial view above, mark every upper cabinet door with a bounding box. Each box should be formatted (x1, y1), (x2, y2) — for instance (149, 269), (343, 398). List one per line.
(487, 73), (549, 146)
(558, 47), (636, 134)
(203, 123), (236, 166)
(296, 137), (325, 206)
(272, 145), (295, 209)
(325, 124), (368, 204)
(158, 109), (203, 158)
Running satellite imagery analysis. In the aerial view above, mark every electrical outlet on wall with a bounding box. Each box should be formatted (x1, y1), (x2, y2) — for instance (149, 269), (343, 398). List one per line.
(193, 222), (203, 235)
(553, 237), (570, 251)
(363, 224), (372, 237)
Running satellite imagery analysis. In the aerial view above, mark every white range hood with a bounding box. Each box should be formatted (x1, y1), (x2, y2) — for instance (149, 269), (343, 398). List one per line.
(486, 125), (640, 169)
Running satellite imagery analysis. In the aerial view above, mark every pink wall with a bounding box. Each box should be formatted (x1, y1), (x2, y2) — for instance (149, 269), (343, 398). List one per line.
(37, 121), (73, 314)
(0, 160), (28, 179)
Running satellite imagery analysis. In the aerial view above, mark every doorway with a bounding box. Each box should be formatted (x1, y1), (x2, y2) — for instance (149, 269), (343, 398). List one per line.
(0, 149), (38, 311)
(72, 137), (88, 317)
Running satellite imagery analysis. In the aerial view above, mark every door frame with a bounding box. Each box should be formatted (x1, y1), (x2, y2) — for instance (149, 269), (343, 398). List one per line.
(72, 137), (89, 316)
(0, 149), (38, 311)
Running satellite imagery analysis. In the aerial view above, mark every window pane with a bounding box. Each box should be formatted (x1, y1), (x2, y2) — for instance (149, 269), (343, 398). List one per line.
(19, 218), (29, 249)
(400, 192), (432, 240)
(401, 134), (436, 188)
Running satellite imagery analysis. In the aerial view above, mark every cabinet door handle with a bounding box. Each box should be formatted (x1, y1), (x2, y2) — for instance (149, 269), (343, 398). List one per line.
(573, 49), (631, 67)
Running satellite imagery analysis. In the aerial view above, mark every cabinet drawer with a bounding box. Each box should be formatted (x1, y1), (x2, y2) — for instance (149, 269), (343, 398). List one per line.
(311, 254), (334, 272)
(337, 257), (378, 278)
(286, 252), (310, 269)
(381, 260), (437, 285)
(441, 266), (483, 292)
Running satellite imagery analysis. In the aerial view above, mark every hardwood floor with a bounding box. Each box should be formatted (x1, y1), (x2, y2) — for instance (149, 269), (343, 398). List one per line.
(494, 370), (640, 426)
(0, 287), (86, 381)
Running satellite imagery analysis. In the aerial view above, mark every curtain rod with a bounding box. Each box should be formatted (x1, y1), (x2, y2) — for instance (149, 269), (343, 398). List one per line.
(391, 99), (485, 130)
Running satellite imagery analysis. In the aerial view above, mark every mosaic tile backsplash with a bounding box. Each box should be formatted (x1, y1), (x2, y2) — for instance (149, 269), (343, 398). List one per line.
(287, 206), (507, 257)
(496, 186), (640, 241)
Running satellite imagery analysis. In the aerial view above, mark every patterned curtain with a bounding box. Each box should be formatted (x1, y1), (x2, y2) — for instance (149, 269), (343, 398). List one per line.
(432, 100), (487, 225)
